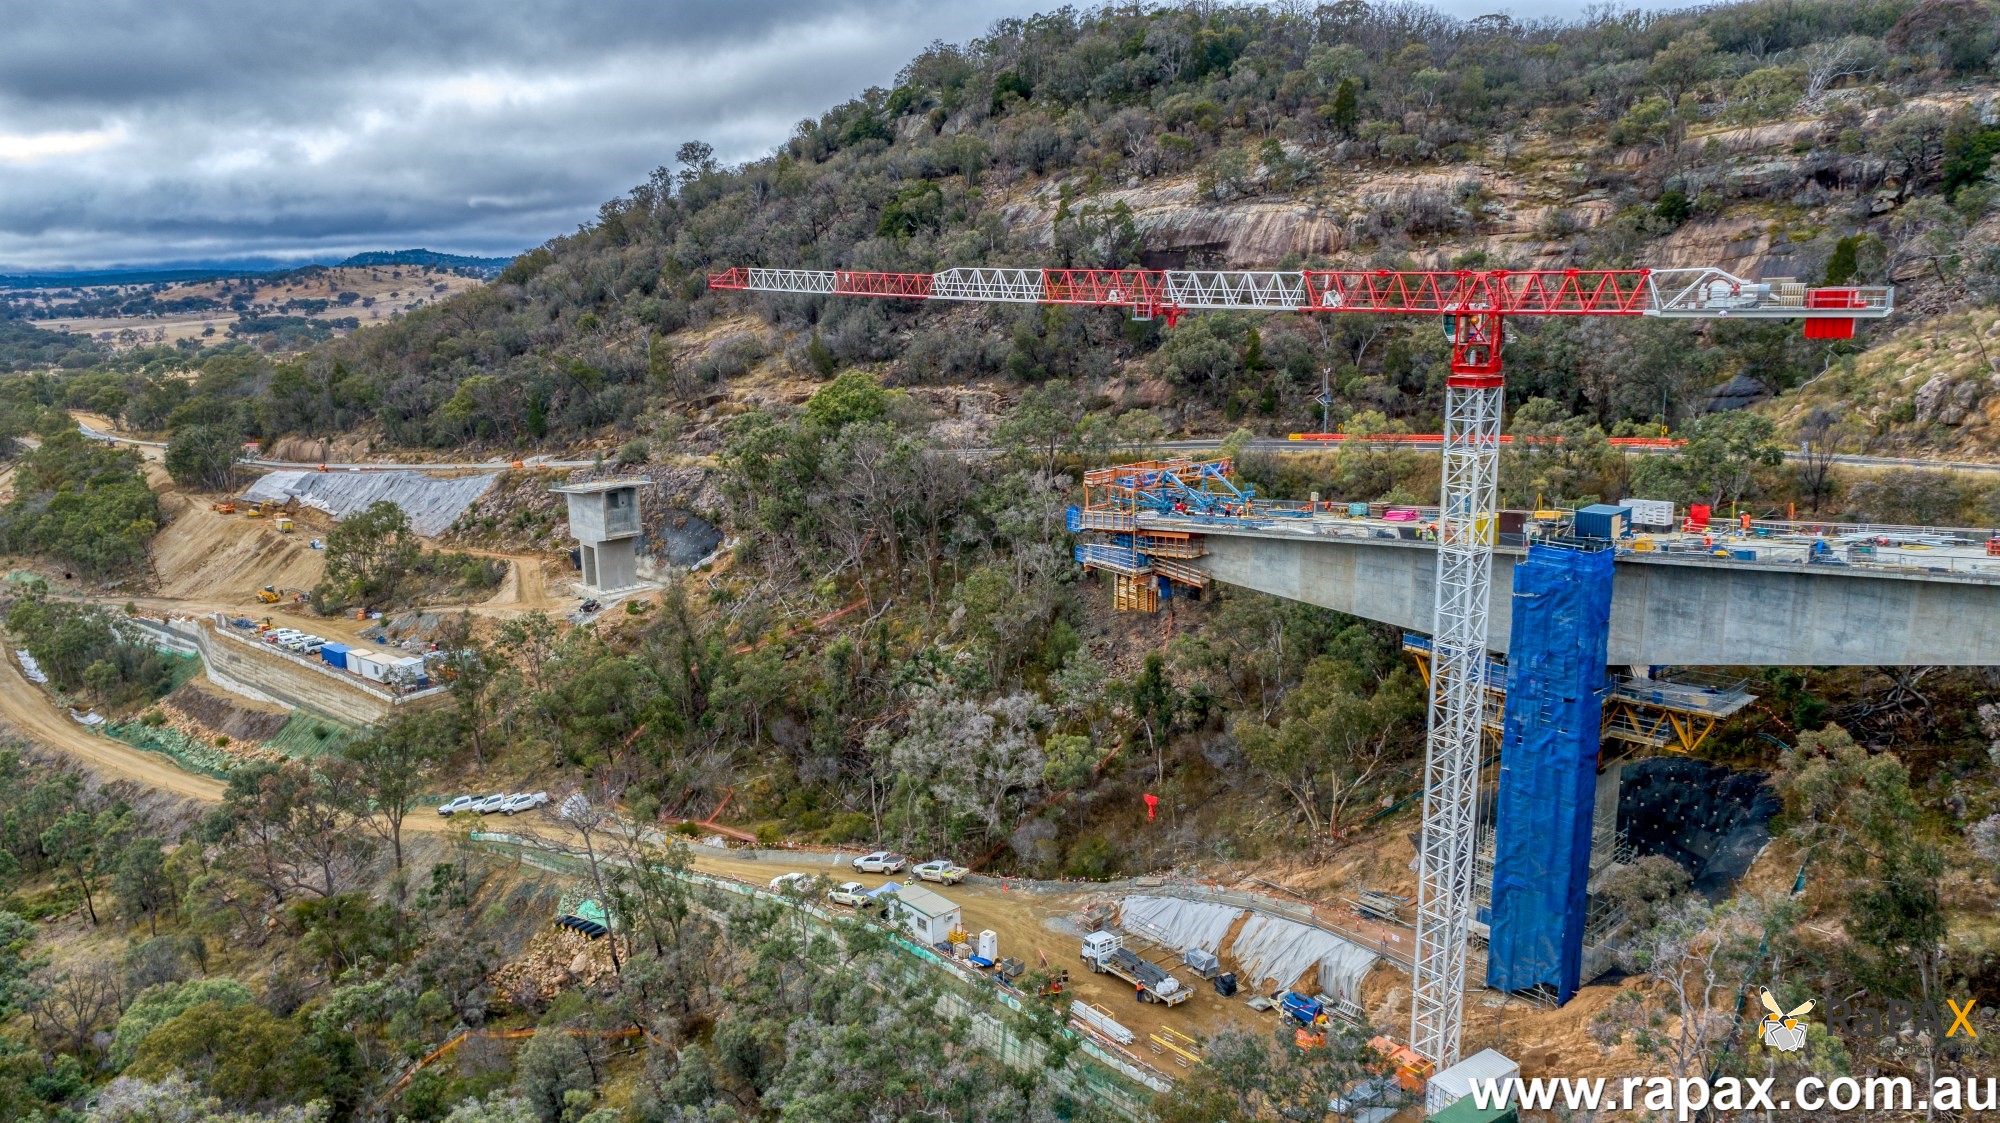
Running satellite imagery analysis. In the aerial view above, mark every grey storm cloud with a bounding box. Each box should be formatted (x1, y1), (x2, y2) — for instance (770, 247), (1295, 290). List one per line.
(0, 0), (1693, 271)
(0, 0), (1043, 270)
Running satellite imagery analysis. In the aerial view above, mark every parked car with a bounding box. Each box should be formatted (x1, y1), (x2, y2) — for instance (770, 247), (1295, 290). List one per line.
(769, 872), (821, 893)
(851, 851), (906, 874)
(828, 882), (871, 908)
(912, 859), (968, 885)
(473, 794), (510, 814)
(500, 791), (550, 815)
(436, 795), (477, 816)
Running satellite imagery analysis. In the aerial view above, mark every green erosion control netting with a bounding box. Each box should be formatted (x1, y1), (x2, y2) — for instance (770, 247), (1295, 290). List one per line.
(1487, 543), (1614, 1003)
(103, 721), (235, 778)
(159, 651), (202, 692)
(264, 710), (358, 759)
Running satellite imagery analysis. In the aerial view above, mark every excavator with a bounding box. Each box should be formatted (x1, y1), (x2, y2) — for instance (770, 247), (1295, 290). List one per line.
(209, 501), (236, 514)
(244, 502), (266, 518)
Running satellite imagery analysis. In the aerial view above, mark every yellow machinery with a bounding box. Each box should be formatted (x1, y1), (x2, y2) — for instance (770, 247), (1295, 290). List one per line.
(1403, 637), (1753, 756)
(276, 517), (294, 533)
(245, 502), (265, 518)
(256, 585), (281, 604)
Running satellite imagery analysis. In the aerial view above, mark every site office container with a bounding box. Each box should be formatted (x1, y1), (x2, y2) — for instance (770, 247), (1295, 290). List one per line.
(319, 642), (351, 670)
(881, 883), (963, 945)
(346, 648), (389, 681)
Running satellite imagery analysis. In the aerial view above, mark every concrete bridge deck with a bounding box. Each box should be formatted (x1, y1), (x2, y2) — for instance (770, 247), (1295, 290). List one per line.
(1159, 516), (2000, 666)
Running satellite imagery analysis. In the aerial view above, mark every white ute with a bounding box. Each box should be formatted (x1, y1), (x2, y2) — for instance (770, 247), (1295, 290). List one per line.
(436, 795), (477, 816)
(851, 851), (906, 874)
(912, 859), (967, 885)
(501, 791), (549, 815)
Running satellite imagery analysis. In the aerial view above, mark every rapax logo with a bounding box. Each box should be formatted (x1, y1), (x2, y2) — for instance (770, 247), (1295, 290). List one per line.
(1756, 988), (1815, 1053)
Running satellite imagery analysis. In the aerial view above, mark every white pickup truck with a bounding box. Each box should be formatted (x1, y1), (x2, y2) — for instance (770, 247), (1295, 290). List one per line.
(912, 859), (968, 885)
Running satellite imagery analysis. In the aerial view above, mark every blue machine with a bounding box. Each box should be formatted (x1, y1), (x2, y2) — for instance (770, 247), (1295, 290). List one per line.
(1486, 543), (1615, 1002)
(1278, 991), (1324, 1027)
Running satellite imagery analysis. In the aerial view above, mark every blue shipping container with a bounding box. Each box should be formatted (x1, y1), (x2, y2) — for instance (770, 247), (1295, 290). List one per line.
(1574, 504), (1631, 541)
(320, 642), (351, 670)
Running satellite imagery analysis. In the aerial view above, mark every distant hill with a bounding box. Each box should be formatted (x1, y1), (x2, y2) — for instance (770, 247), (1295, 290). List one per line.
(0, 267), (265, 290)
(337, 249), (516, 276)
(0, 249), (519, 290)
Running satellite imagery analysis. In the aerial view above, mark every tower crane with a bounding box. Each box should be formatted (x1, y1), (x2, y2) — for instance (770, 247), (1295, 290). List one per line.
(709, 263), (1892, 1067)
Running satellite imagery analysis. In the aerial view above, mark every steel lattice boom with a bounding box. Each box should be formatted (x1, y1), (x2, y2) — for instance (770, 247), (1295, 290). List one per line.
(710, 265), (1891, 331)
(708, 261), (1893, 1074)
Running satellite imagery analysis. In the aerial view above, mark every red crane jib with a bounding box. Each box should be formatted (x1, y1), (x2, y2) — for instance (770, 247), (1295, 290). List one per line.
(706, 265), (1881, 377)
(709, 266), (1655, 314)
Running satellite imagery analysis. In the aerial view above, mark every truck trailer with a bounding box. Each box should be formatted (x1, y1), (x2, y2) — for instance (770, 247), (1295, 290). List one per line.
(1080, 931), (1189, 1006)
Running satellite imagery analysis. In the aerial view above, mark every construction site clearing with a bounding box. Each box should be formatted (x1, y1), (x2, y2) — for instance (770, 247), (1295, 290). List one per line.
(475, 831), (1687, 1118)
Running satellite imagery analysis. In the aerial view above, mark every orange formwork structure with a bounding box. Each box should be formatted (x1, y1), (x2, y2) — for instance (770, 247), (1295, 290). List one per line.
(1068, 456), (1257, 611)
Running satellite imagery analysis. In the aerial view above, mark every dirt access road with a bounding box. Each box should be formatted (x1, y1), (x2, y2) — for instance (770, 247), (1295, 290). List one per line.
(679, 849), (1272, 1052)
(0, 655), (225, 803)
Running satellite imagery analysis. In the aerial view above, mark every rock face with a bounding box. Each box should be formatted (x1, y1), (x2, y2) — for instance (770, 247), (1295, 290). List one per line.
(1004, 179), (1346, 266)
(1914, 373), (1991, 426)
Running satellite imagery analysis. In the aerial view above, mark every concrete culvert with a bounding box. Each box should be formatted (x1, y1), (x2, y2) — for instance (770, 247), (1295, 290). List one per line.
(1615, 758), (1780, 898)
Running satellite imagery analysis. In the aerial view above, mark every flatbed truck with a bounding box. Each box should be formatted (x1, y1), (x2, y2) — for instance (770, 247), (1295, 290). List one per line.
(1080, 931), (1190, 1006)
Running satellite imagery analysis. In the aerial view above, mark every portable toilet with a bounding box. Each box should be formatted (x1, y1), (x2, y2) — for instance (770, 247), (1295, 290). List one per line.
(976, 930), (998, 961)
(318, 642), (351, 670)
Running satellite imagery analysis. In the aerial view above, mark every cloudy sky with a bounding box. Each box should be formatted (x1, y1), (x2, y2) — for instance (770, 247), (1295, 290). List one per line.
(1, 0), (1686, 272)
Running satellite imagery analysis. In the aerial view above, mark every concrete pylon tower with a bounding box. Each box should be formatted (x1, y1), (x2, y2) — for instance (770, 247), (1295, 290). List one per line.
(552, 479), (646, 592)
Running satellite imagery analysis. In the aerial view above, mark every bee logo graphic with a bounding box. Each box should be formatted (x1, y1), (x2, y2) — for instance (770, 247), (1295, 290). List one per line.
(1757, 988), (1814, 1053)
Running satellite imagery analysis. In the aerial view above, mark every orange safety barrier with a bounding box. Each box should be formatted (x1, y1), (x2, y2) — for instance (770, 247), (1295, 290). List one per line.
(379, 1027), (657, 1106)
(1285, 433), (1684, 448)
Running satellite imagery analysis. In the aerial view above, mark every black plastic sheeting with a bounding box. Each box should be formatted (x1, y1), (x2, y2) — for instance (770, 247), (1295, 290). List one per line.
(1616, 759), (1780, 898)
(1487, 543), (1615, 1003)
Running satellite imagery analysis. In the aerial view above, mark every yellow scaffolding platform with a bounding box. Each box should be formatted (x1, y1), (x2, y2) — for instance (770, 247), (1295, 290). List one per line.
(1113, 573), (1158, 613)
(1401, 637), (1753, 755)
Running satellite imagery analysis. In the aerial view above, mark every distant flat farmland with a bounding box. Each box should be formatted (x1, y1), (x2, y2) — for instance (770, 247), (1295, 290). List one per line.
(15, 264), (484, 347)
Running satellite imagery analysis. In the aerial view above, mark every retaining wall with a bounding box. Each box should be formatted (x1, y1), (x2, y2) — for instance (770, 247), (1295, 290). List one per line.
(129, 617), (442, 727)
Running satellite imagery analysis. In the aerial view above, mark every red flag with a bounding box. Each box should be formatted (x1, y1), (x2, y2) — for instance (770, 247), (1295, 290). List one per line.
(1143, 793), (1159, 821)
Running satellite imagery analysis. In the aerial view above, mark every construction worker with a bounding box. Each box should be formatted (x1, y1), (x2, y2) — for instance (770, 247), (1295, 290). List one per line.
(1740, 513), (1752, 533)
(1136, 981), (1146, 1002)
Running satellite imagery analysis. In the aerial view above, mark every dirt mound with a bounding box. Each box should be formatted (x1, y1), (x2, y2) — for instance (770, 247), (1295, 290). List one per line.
(160, 680), (291, 743)
(150, 498), (325, 602)
(490, 926), (628, 1007)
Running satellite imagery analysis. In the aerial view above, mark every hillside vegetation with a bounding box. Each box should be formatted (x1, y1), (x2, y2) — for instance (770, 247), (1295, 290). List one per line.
(7, 2), (2000, 1122)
